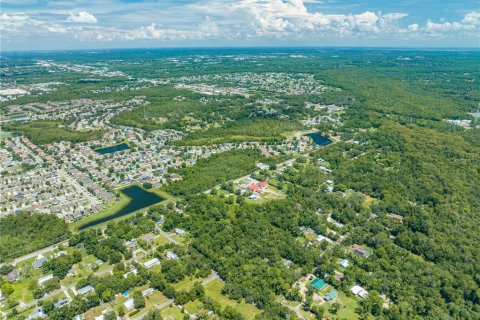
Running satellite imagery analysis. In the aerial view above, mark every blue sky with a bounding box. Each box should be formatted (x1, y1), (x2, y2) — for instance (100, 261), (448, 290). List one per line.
(1, 0), (479, 51)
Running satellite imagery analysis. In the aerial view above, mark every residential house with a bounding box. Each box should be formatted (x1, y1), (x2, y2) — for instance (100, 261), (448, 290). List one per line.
(310, 278), (327, 291)
(351, 285), (368, 298)
(141, 234), (155, 243)
(7, 270), (19, 282)
(339, 259), (350, 268)
(166, 251), (179, 260)
(324, 289), (338, 302)
(38, 274), (54, 286)
(174, 228), (186, 236)
(77, 285), (95, 295)
(143, 258), (160, 269)
(142, 288), (154, 296)
(387, 213), (404, 223)
(32, 256), (48, 269)
(350, 244), (371, 259)
(123, 298), (135, 310)
(54, 299), (69, 309)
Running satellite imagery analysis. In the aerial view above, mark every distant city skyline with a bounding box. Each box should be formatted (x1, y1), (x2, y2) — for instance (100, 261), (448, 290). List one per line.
(1, 0), (479, 51)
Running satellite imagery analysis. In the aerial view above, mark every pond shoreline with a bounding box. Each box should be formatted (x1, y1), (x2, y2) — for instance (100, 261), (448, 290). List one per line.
(77, 185), (169, 230)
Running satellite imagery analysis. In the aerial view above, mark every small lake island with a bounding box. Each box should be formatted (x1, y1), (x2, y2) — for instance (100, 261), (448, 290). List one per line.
(306, 133), (332, 146)
(95, 142), (130, 154)
(79, 185), (164, 230)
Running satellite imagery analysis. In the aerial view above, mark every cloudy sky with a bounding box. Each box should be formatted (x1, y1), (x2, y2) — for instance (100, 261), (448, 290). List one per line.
(1, 0), (479, 51)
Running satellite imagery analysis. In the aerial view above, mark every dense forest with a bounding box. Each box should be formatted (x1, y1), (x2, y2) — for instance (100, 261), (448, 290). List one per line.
(162, 149), (264, 196)
(3, 120), (104, 145)
(177, 118), (301, 145)
(314, 122), (480, 319)
(0, 212), (70, 262)
(173, 196), (314, 315)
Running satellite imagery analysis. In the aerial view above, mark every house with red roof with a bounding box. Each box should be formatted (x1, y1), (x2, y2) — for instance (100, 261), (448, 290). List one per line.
(258, 180), (268, 188)
(248, 184), (263, 193)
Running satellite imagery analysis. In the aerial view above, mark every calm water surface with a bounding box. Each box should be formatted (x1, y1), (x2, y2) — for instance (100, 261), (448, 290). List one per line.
(95, 143), (129, 154)
(306, 133), (332, 146)
(79, 185), (164, 229)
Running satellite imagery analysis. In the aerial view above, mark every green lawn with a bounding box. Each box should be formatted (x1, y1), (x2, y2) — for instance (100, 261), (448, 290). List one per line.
(9, 280), (34, 303)
(15, 305), (36, 319)
(324, 290), (362, 320)
(172, 276), (205, 292)
(184, 300), (204, 314)
(153, 234), (170, 246)
(204, 279), (261, 320)
(161, 304), (185, 320)
(130, 288), (168, 317)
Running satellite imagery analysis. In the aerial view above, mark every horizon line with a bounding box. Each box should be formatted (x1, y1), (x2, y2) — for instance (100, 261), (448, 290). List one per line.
(2, 44), (480, 54)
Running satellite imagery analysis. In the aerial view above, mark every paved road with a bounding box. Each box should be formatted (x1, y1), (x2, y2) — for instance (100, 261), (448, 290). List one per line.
(156, 228), (179, 245)
(131, 299), (174, 320)
(58, 169), (98, 206)
(64, 288), (73, 302)
(19, 284), (76, 311)
(201, 270), (220, 285)
(1, 240), (69, 267)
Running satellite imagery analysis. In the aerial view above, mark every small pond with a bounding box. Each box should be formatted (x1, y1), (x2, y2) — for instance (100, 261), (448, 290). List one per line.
(95, 143), (129, 154)
(79, 185), (164, 230)
(306, 133), (332, 146)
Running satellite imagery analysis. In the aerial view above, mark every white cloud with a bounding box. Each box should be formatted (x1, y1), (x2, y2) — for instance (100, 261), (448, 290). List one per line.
(408, 23), (419, 32)
(0, 13), (66, 35)
(0, 1), (478, 45)
(227, 0), (408, 37)
(421, 11), (479, 35)
(67, 11), (97, 24)
(462, 11), (480, 26)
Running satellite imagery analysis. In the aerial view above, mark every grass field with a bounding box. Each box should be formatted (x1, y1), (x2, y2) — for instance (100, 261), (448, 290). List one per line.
(9, 281), (34, 303)
(204, 279), (261, 320)
(184, 300), (204, 314)
(161, 304), (185, 320)
(153, 234), (170, 246)
(172, 275), (206, 292)
(134, 290), (168, 317)
(324, 290), (362, 320)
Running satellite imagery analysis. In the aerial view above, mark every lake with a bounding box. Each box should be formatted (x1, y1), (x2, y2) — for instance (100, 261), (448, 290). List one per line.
(78, 185), (164, 229)
(95, 143), (129, 154)
(306, 133), (332, 146)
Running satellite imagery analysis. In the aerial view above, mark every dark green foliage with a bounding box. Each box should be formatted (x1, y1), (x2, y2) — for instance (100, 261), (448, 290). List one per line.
(178, 118), (302, 145)
(179, 195), (316, 313)
(133, 291), (146, 309)
(42, 250), (82, 278)
(0, 265), (14, 276)
(3, 120), (104, 145)
(0, 212), (70, 262)
(162, 149), (263, 196)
